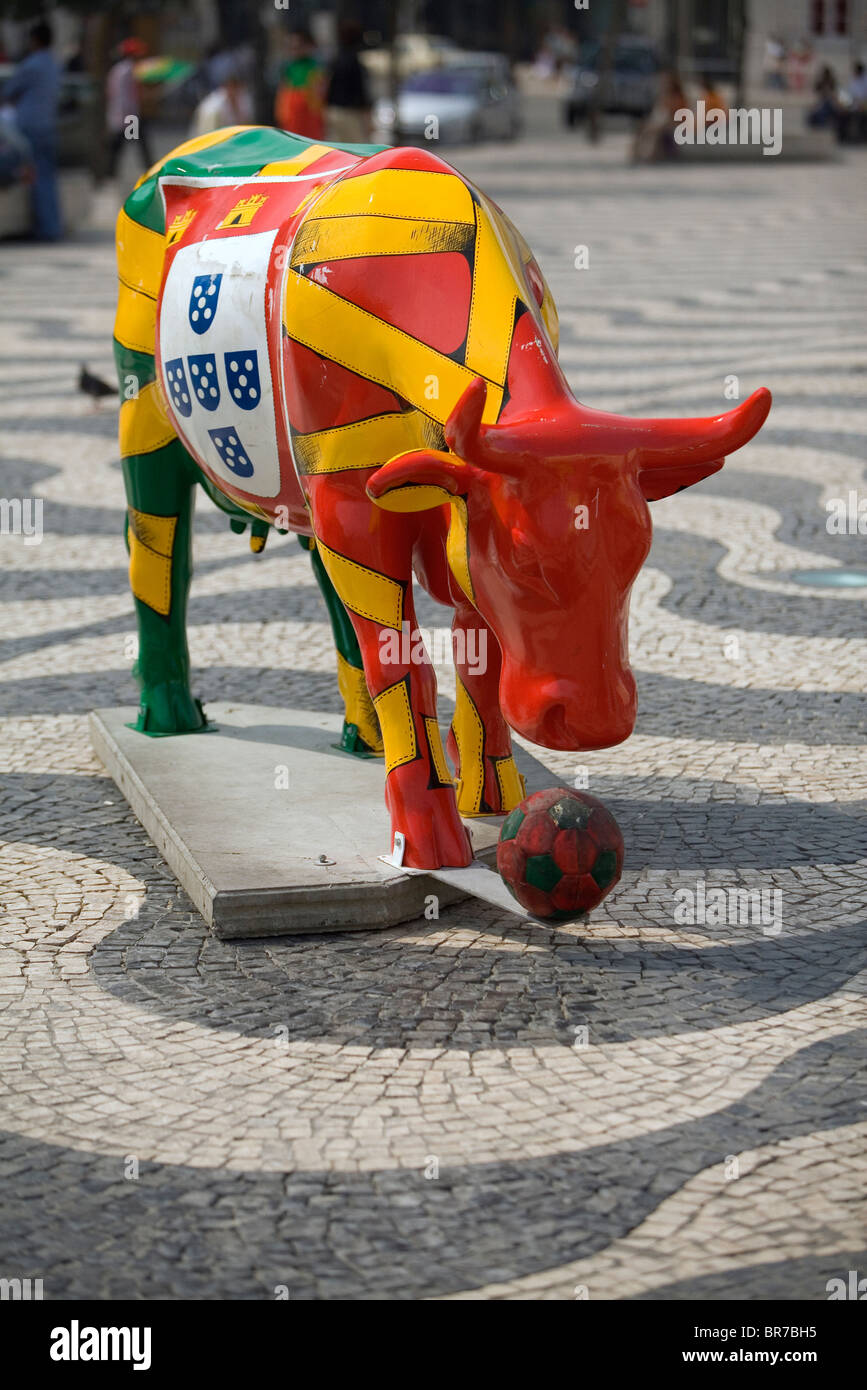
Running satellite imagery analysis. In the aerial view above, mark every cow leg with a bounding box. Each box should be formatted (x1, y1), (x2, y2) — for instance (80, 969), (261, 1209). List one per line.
(308, 554), (470, 867)
(121, 439), (205, 735)
(355, 587), (472, 869)
(447, 601), (526, 816)
(301, 536), (383, 757)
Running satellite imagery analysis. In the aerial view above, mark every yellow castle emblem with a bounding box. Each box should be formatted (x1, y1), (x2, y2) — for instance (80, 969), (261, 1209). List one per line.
(166, 208), (197, 246)
(217, 194), (269, 230)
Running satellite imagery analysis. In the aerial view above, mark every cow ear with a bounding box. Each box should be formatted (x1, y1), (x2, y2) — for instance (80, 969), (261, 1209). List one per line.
(639, 456), (724, 502)
(367, 449), (481, 513)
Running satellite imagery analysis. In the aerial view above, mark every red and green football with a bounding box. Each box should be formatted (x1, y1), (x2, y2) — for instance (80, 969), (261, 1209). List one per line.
(497, 788), (625, 921)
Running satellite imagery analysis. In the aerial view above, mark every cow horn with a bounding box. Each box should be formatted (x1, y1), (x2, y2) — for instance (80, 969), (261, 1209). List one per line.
(623, 388), (772, 471)
(445, 375), (489, 461)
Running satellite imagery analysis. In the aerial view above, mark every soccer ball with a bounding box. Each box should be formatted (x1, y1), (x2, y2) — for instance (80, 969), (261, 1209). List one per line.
(497, 788), (624, 921)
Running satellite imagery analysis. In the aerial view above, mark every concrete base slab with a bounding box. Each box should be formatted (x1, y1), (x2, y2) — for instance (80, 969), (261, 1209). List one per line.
(90, 704), (565, 938)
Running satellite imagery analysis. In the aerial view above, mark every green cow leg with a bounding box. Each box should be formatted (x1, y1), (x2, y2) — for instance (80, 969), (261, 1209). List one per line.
(122, 441), (206, 736)
(301, 537), (383, 758)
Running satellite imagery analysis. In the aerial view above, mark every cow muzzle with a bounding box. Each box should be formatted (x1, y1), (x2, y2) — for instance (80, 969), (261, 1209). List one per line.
(501, 670), (638, 752)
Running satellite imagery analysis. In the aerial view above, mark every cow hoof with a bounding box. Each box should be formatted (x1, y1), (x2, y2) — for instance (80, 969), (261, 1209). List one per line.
(133, 682), (207, 736)
(398, 812), (474, 870)
(336, 720), (384, 759)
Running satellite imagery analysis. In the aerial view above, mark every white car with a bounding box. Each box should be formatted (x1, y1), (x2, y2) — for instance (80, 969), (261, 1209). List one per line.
(374, 60), (521, 146)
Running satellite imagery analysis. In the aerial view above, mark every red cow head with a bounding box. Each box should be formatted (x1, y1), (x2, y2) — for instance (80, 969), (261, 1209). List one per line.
(368, 375), (771, 752)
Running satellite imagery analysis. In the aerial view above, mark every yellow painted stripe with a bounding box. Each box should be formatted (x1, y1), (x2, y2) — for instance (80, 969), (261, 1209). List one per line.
(134, 125), (256, 190)
(373, 482), (454, 514)
(487, 197), (560, 353)
(291, 215), (473, 266)
(314, 538), (404, 631)
(425, 717), (454, 787)
(116, 208), (164, 299)
(446, 496), (474, 602)
(119, 380), (176, 457)
(258, 144), (334, 176)
(114, 281), (157, 356)
(494, 755), (526, 812)
(452, 678), (485, 816)
(310, 168), (474, 223)
(466, 199), (524, 389)
(373, 677), (418, 777)
(128, 508), (176, 557)
(284, 271), (502, 425)
(293, 410), (443, 476)
(336, 651), (383, 753)
(540, 284), (560, 353)
(128, 510), (177, 617)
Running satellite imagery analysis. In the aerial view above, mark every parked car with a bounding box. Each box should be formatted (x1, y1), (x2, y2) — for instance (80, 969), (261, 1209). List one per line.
(563, 36), (660, 125)
(374, 58), (521, 145)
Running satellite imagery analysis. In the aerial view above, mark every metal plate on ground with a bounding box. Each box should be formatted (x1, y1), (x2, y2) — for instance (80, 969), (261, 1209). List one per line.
(90, 703), (563, 938)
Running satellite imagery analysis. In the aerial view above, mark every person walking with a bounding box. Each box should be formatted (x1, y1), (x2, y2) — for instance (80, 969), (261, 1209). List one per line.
(106, 38), (153, 178)
(325, 21), (372, 145)
(2, 19), (62, 241)
(275, 27), (324, 139)
(190, 61), (253, 137)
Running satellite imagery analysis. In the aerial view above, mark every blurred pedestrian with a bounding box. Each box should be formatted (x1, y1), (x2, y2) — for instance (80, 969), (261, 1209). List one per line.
(633, 70), (687, 162)
(190, 61), (253, 136)
(787, 41), (813, 93)
(106, 38), (153, 178)
(698, 74), (726, 120)
(807, 65), (841, 130)
(325, 21), (372, 145)
(0, 110), (29, 187)
(2, 19), (62, 240)
(848, 61), (867, 139)
(763, 36), (786, 90)
(275, 27), (324, 139)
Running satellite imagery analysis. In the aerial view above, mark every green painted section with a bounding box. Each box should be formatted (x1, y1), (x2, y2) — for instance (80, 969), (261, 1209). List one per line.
(123, 126), (387, 235)
(500, 805), (526, 843)
(113, 338), (156, 392)
(304, 539), (381, 757)
(591, 849), (619, 891)
(121, 439), (205, 735)
(526, 853), (562, 893)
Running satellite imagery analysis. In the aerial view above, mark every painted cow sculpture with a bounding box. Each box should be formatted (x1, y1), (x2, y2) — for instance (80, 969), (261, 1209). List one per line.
(114, 126), (771, 870)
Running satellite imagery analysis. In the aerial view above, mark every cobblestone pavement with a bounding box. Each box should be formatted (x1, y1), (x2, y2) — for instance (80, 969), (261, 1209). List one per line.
(1, 133), (865, 1301)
